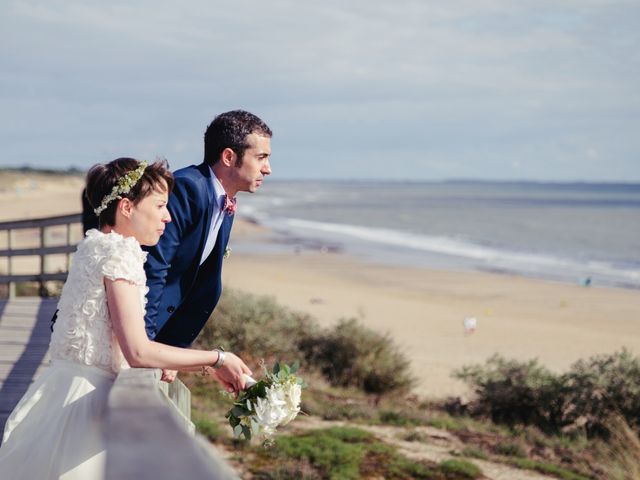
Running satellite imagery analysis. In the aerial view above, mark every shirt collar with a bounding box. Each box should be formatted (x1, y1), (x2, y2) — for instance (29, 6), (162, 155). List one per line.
(208, 165), (227, 211)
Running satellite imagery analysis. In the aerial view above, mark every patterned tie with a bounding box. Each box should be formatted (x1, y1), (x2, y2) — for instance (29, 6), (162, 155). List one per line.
(222, 194), (237, 215)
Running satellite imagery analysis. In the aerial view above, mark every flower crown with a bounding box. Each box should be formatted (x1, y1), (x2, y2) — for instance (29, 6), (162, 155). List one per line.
(93, 160), (148, 216)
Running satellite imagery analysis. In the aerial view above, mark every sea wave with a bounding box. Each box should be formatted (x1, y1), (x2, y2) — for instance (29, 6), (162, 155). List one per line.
(278, 217), (640, 287)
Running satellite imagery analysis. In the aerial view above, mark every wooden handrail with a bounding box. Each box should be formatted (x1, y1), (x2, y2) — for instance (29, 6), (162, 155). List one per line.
(106, 368), (238, 479)
(0, 213), (82, 230)
(0, 245), (77, 257)
(0, 213), (82, 298)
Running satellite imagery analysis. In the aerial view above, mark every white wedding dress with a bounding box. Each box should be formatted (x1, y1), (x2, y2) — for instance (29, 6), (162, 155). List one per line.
(0, 229), (148, 479)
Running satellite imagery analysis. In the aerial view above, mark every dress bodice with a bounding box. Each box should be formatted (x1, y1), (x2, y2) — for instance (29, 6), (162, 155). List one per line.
(49, 229), (148, 373)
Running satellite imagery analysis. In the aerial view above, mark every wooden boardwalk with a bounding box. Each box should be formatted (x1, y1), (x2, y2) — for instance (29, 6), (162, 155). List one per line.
(0, 297), (57, 437)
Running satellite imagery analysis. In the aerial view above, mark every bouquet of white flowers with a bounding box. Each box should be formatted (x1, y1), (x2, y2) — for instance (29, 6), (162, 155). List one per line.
(226, 362), (305, 442)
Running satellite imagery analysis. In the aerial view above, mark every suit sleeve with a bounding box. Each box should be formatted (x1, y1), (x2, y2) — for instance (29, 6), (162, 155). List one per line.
(143, 176), (201, 338)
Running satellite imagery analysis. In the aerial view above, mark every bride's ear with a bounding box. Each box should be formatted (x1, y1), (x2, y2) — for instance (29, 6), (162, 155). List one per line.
(118, 198), (134, 219)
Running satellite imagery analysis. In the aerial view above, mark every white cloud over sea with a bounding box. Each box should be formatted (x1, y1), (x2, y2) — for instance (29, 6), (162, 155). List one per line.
(0, 0), (638, 180)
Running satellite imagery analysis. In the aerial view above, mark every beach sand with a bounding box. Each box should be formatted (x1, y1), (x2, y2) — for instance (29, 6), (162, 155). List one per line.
(222, 247), (640, 399)
(2, 174), (639, 399)
(0, 172), (85, 220)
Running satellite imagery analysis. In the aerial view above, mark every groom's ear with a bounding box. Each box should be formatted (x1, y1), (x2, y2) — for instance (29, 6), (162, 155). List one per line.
(220, 147), (237, 168)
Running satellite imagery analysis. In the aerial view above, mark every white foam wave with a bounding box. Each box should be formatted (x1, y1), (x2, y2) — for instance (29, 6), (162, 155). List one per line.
(282, 218), (640, 285)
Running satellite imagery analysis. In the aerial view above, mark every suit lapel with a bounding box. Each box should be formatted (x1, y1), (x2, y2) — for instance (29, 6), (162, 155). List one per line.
(196, 162), (216, 258)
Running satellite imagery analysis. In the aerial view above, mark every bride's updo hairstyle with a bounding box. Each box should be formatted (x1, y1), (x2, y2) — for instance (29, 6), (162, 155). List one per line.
(86, 158), (174, 228)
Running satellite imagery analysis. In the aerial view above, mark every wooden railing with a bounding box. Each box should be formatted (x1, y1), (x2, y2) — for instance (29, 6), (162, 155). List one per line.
(106, 369), (238, 479)
(0, 213), (82, 298)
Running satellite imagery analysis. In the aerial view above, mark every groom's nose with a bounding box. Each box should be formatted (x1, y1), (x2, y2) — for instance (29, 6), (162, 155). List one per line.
(262, 159), (271, 175)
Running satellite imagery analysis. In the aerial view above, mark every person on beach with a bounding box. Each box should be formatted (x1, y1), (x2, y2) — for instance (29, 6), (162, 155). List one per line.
(143, 110), (272, 382)
(0, 158), (252, 479)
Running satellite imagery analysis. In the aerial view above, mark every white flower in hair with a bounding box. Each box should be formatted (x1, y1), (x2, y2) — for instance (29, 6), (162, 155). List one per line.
(94, 161), (148, 216)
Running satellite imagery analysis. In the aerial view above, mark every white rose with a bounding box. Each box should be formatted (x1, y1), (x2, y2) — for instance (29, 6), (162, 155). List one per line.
(253, 385), (289, 436)
(281, 382), (302, 425)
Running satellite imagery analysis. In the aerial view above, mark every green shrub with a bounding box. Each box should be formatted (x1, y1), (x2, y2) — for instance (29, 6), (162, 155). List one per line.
(563, 349), (640, 436)
(438, 459), (482, 478)
(197, 289), (317, 363)
(300, 318), (413, 395)
(494, 442), (527, 458)
(454, 350), (640, 437)
(427, 415), (467, 431)
(459, 447), (488, 460)
(379, 409), (421, 427)
(197, 290), (413, 396)
(386, 454), (437, 479)
(454, 354), (566, 432)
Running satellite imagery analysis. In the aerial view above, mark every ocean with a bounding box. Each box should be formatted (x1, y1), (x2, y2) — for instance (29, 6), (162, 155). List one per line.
(235, 180), (640, 289)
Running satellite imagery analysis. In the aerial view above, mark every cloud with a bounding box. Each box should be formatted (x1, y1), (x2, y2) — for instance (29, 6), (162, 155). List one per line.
(0, 0), (638, 180)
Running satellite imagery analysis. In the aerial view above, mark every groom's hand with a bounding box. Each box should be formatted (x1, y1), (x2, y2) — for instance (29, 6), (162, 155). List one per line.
(161, 369), (177, 383)
(208, 352), (252, 395)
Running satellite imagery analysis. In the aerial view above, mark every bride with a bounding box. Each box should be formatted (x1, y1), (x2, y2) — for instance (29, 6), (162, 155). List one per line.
(0, 158), (252, 479)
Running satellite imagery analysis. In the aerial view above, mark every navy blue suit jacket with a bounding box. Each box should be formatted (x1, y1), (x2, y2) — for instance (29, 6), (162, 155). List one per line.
(143, 162), (234, 347)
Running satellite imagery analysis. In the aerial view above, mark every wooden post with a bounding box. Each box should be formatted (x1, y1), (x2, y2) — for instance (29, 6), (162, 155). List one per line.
(8, 229), (15, 298)
(39, 226), (47, 297)
(66, 222), (72, 272)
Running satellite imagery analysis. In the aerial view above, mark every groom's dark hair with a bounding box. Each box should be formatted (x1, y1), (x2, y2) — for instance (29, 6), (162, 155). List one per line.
(204, 110), (272, 166)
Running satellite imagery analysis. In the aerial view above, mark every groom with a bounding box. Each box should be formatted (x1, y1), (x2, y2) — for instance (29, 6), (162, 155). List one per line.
(144, 110), (272, 353)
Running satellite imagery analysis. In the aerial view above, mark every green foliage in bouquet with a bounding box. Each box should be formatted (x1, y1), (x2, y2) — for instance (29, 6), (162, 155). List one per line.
(226, 362), (305, 442)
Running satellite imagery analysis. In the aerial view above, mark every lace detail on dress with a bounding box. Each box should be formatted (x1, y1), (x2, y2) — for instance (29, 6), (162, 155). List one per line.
(49, 229), (149, 373)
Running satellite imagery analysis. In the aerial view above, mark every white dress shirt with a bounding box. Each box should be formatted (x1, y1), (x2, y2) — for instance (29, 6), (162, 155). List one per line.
(199, 167), (227, 265)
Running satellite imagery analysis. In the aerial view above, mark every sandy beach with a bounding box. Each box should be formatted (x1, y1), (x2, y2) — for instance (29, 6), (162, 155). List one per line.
(2, 175), (639, 399)
(222, 247), (640, 399)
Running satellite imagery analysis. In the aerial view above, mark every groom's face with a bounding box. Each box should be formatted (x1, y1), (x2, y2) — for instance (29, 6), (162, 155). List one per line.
(231, 133), (272, 193)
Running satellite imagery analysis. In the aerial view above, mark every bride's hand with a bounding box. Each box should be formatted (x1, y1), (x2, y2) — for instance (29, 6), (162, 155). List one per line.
(207, 352), (252, 394)
(161, 369), (177, 383)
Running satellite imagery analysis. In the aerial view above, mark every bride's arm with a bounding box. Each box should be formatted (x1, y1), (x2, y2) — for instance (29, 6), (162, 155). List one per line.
(105, 278), (252, 391)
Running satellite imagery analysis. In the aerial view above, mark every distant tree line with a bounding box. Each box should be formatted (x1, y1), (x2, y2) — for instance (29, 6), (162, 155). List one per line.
(0, 166), (85, 175)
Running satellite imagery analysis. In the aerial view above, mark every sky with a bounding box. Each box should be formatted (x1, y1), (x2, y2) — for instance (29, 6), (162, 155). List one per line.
(0, 0), (639, 181)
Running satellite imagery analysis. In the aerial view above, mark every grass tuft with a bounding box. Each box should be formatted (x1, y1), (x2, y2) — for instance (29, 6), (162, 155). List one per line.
(438, 459), (482, 479)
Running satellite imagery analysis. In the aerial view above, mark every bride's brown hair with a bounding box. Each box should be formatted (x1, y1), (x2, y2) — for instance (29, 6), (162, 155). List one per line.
(86, 158), (174, 228)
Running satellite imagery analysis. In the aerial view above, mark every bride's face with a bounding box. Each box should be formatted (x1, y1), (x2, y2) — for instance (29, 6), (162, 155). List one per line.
(128, 182), (171, 246)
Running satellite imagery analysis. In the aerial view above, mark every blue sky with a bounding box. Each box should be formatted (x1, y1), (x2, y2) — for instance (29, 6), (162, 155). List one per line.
(1, 1), (638, 181)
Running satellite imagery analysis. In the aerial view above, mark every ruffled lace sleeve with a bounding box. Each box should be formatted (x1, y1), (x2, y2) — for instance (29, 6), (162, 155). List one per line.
(50, 229), (149, 373)
(87, 229), (148, 285)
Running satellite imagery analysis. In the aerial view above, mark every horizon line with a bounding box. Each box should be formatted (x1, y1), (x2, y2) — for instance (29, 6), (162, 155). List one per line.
(0, 166), (639, 186)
